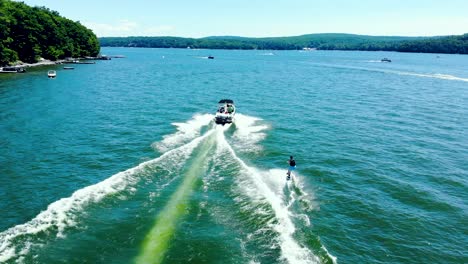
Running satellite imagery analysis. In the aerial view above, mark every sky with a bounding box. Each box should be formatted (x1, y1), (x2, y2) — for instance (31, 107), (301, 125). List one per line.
(14, 0), (468, 38)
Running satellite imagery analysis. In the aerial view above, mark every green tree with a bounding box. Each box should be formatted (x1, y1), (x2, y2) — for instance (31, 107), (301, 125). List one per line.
(0, 0), (100, 65)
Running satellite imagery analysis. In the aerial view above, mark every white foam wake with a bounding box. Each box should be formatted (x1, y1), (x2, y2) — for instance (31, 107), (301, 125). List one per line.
(231, 114), (269, 153)
(153, 113), (214, 153)
(217, 133), (320, 264)
(311, 62), (468, 83)
(394, 72), (468, 82)
(0, 131), (213, 263)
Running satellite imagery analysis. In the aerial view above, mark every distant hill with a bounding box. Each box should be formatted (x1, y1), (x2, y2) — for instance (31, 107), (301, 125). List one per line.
(0, 0), (100, 65)
(100, 33), (468, 54)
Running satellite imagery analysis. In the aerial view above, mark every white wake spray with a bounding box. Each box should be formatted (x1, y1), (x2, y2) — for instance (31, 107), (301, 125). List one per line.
(230, 114), (269, 154)
(0, 124), (214, 263)
(153, 113), (214, 153)
(217, 114), (338, 264)
(394, 72), (468, 82)
(310, 62), (468, 83)
(217, 131), (321, 264)
(0, 113), (339, 264)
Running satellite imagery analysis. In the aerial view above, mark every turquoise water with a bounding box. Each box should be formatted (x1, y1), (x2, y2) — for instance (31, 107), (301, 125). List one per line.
(1, 48), (467, 263)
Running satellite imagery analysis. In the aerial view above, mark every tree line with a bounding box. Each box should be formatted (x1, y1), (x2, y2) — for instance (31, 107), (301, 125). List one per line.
(0, 0), (100, 66)
(100, 33), (468, 54)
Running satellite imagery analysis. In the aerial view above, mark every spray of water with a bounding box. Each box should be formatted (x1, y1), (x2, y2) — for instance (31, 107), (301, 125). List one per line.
(153, 114), (214, 153)
(0, 128), (213, 263)
(310, 62), (468, 83)
(1, 114), (338, 264)
(217, 130), (321, 264)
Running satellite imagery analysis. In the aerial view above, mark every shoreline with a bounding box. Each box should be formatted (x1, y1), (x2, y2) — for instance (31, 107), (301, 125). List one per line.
(100, 46), (467, 56)
(1, 55), (114, 69)
(0, 58), (102, 73)
(0, 59), (64, 73)
(17, 59), (64, 68)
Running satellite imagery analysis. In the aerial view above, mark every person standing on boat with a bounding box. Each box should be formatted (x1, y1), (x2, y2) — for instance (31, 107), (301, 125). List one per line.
(287, 156), (296, 180)
(227, 104), (234, 113)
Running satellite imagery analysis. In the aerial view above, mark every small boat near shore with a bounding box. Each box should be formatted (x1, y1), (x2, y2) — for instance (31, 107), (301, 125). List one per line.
(381, 58), (392, 62)
(84, 55), (125, 60)
(215, 99), (235, 125)
(97, 55), (111, 60)
(47, 70), (56, 78)
(64, 60), (95, 64)
(63, 66), (74, 70)
(0, 66), (26, 73)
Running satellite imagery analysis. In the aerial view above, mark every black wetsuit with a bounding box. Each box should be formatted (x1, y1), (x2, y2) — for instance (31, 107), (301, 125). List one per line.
(289, 159), (296, 167)
(287, 159), (296, 180)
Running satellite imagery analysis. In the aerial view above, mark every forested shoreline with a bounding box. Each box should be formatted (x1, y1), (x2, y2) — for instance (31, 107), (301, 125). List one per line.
(100, 33), (468, 54)
(0, 0), (99, 66)
(1, 0), (466, 68)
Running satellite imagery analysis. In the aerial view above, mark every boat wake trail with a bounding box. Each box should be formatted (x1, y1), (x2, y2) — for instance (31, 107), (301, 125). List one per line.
(311, 62), (468, 83)
(217, 131), (321, 264)
(1, 113), (337, 263)
(153, 113), (214, 153)
(393, 72), (468, 82)
(0, 117), (214, 263)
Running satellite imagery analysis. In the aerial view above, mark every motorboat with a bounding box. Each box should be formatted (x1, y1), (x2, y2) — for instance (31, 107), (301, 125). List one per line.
(0, 66), (26, 73)
(63, 66), (74, 70)
(381, 58), (392, 62)
(208, 56), (214, 59)
(47, 70), (56, 78)
(215, 99), (235, 125)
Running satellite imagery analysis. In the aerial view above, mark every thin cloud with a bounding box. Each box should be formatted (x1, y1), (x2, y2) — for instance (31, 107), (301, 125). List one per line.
(142, 25), (175, 36)
(83, 20), (174, 37)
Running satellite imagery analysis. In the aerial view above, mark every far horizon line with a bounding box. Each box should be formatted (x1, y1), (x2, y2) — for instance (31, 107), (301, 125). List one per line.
(96, 32), (467, 39)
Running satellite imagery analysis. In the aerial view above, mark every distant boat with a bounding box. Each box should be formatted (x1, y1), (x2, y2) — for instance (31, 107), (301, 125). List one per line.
(381, 58), (392, 62)
(47, 70), (56, 78)
(63, 66), (74, 70)
(208, 56), (214, 59)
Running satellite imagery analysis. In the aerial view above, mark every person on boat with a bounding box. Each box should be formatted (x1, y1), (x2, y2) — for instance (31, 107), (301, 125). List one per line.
(227, 104), (234, 114)
(287, 156), (296, 180)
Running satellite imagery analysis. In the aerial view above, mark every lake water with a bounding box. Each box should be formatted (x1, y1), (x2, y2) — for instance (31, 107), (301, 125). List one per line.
(1, 48), (467, 263)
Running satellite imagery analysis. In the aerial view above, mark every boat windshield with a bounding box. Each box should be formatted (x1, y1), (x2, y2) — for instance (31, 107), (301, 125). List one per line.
(217, 103), (235, 114)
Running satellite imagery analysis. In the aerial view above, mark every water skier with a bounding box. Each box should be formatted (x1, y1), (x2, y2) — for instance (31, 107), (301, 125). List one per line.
(287, 156), (296, 180)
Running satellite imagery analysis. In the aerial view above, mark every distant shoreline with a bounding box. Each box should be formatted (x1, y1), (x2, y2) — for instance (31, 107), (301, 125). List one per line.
(100, 46), (467, 56)
(99, 33), (468, 55)
(98, 45), (468, 55)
